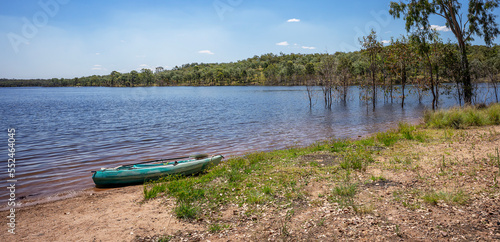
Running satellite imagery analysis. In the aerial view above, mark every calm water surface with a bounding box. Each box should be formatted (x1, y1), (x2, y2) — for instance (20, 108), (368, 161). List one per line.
(0, 86), (492, 204)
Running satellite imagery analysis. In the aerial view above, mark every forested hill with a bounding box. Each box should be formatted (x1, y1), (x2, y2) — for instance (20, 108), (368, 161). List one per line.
(1, 44), (499, 88)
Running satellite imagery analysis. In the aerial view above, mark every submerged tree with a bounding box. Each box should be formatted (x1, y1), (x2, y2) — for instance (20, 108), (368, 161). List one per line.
(305, 62), (317, 108)
(390, 0), (500, 105)
(336, 53), (354, 103)
(360, 29), (383, 109)
(485, 48), (500, 102)
(409, 29), (443, 109)
(387, 36), (411, 107)
(318, 55), (336, 109)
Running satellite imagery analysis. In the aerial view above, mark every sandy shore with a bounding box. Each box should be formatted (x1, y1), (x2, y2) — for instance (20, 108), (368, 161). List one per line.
(1, 185), (207, 241)
(2, 125), (500, 241)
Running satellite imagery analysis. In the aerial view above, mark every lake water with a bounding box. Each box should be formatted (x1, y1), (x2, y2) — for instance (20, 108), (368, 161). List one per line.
(0, 85), (494, 204)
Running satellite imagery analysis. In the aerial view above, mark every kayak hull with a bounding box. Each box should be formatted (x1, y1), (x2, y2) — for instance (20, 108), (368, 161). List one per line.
(92, 155), (223, 187)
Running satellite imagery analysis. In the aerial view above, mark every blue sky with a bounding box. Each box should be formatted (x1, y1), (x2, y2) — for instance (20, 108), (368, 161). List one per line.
(1, 0), (499, 79)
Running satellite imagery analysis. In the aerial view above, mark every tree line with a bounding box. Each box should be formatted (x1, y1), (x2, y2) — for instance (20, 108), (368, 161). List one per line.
(1, 43), (498, 107)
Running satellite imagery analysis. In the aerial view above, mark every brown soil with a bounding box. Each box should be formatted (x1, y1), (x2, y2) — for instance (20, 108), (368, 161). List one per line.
(2, 126), (500, 241)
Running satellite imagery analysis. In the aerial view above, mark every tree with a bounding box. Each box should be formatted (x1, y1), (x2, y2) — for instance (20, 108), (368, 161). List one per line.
(390, 0), (500, 105)
(409, 29), (442, 109)
(485, 47), (500, 102)
(360, 29), (383, 108)
(441, 42), (464, 105)
(141, 68), (154, 86)
(130, 70), (139, 87)
(110, 71), (121, 87)
(155, 66), (164, 74)
(305, 62), (316, 108)
(387, 36), (411, 107)
(318, 55), (336, 109)
(336, 53), (354, 102)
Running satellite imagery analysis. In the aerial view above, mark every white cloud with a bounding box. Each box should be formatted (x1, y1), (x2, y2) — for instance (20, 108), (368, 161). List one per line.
(381, 40), (390, 44)
(139, 64), (148, 67)
(430, 25), (451, 32)
(287, 18), (300, 23)
(301, 46), (316, 50)
(95, 53), (100, 55)
(198, 50), (214, 55)
(93, 64), (102, 67)
(276, 41), (289, 46)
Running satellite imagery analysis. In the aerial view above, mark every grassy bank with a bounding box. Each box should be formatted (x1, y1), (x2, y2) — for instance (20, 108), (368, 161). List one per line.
(424, 103), (500, 129)
(144, 122), (427, 218)
(141, 104), (500, 241)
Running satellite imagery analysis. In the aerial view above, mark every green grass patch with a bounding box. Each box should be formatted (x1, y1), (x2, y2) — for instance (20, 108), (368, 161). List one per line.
(376, 130), (400, 146)
(425, 103), (500, 129)
(144, 147), (325, 219)
(421, 190), (469, 206)
(329, 182), (357, 208)
(208, 223), (230, 233)
(369, 175), (386, 182)
(143, 181), (166, 200)
(339, 148), (373, 171)
(157, 235), (173, 242)
(174, 202), (200, 220)
(392, 189), (422, 210)
(332, 183), (357, 197)
(140, 122), (431, 221)
(375, 122), (426, 146)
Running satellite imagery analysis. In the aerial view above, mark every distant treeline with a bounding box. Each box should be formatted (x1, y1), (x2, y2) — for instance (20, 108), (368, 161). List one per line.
(1, 44), (498, 88)
(1, 40), (499, 108)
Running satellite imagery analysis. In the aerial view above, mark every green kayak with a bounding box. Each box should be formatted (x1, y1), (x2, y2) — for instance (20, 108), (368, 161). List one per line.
(92, 155), (223, 187)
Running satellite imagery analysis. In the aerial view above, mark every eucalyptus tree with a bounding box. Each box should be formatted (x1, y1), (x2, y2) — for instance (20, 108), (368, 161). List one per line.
(318, 55), (336, 109)
(360, 29), (383, 108)
(485, 48), (500, 102)
(305, 62), (317, 108)
(387, 36), (412, 107)
(390, 0), (500, 105)
(441, 43), (464, 105)
(409, 29), (443, 109)
(336, 53), (354, 103)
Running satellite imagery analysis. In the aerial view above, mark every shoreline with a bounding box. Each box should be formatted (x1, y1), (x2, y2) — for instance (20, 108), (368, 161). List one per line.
(1, 116), (423, 208)
(2, 122), (500, 241)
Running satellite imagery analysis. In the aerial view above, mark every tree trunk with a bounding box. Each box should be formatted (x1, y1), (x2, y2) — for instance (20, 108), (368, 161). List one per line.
(460, 46), (473, 105)
(429, 62), (436, 110)
(435, 66), (440, 109)
(372, 70), (376, 109)
(401, 63), (406, 108)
